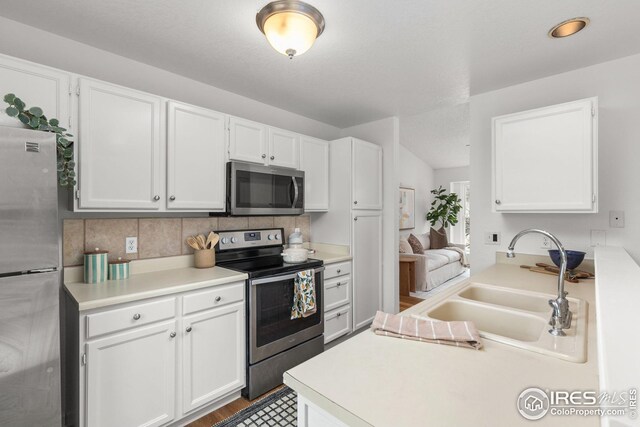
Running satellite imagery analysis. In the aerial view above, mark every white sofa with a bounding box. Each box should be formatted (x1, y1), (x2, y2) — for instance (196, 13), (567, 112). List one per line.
(399, 232), (467, 292)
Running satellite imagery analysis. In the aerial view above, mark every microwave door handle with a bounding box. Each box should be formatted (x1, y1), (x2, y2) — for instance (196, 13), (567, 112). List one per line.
(291, 176), (299, 208)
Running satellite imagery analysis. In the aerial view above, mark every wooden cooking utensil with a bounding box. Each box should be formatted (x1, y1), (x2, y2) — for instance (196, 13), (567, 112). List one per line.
(205, 232), (214, 249)
(196, 235), (206, 250)
(210, 233), (220, 248)
(186, 236), (200, 251)
(520, 265), (580, 283)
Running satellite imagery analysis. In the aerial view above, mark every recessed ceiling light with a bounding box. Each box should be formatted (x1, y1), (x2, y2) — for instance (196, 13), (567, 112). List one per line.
(548, 17), (590, 38)
(256, 0), (325, 59)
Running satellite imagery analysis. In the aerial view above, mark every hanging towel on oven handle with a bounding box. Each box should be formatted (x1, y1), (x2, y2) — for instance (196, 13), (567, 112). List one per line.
(291, 269), (317, 319)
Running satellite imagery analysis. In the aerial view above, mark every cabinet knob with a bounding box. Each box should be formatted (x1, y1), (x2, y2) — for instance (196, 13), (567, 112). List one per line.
(153, 195), (160, 201)
(337, 312), (341, 317)
(133, 313), (141, 320)
(186, 326), (192, 333)
(270, 155), (275, 160)
(169, 195), (176, 201)
(336, 269), (341, 274)
(215, 296), (222, 303)
(495, 199), (501, 205)
(336, 282), (341, 287)
(261, 154), (267, 159)
(353, 200), (358, 205)
(169, 332), (176, 338)
(354, 217), (358, 221)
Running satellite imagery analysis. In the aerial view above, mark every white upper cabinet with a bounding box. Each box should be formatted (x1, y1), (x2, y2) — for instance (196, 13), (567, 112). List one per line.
(78, 78), (162, 209)
(167, 101), (226, 211)
(300, 136), (329, 211)
(268, 127), (299, 169)
(352, 138), (383, 210)
(493, 97), (598, 213)
(0, 54), (71, 129)
(228, 116), (268, 165)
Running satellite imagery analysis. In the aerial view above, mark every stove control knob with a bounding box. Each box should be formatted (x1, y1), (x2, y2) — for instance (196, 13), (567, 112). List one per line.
(221, 237), (229, 244)
(267, 234), (274, 240)
(275, 234), (281, 240)
(230, 237), (238, 244)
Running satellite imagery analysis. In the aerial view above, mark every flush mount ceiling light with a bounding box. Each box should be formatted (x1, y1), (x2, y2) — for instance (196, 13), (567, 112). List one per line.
(548, 17), (590, 38)
(256, 0), (325, 59)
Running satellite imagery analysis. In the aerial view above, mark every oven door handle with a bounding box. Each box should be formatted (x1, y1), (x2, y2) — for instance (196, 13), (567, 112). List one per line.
(250, 266), (324, 286)
(291, 176), (299, 208)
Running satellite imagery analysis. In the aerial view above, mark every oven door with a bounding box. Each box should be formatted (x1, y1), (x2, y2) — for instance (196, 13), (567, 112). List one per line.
(249, 268), (324, 364)
(228, 162), (304, 216)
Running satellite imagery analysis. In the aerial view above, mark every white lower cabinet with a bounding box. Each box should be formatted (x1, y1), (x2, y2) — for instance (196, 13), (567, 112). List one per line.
(323, 261), (352, 344)
(182, 302), (245, 413)
(352, 212), (382, 330)
(66, 281), (246, 427)
(86, 321), (177, 427)
(298, 396), (349, 427)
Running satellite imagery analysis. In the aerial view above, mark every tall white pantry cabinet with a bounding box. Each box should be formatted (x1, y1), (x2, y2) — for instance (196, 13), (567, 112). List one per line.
(312, 137), (383, 331)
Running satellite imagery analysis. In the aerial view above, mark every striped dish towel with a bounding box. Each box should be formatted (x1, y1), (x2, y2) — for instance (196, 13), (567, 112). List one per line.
(371, 311), (483, 350)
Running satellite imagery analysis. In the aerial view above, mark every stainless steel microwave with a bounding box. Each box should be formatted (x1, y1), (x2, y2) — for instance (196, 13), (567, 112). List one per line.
(227, 162), (305, 216)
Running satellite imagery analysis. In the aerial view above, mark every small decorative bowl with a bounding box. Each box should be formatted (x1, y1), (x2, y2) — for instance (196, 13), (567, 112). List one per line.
(548, 250), (586, 270)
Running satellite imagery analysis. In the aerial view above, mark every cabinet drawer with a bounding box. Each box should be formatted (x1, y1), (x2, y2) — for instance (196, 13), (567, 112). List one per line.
(86, 298), (175, 339)
(324, 306), (351, 344)
(324, 277), (350, 312)
(324, 261), (351, 280)
(183, 282), (244, 315)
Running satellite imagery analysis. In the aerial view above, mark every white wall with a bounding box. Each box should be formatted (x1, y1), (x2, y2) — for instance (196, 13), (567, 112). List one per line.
(0, 16), (341, 141)
(470, 53), (640, 273)
(340, 118), (400, 314)
(399, 145), (435, 236)
(434, 166), (469, 192)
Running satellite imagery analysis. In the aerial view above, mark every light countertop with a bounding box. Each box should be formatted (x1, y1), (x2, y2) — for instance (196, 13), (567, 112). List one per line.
(309, 250), (352, 264)
(285, 263), (599, 427)
(64, 266), (247, 311)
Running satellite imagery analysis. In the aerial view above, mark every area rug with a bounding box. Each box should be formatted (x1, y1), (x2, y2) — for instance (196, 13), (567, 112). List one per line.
(213, 387), (297, 427)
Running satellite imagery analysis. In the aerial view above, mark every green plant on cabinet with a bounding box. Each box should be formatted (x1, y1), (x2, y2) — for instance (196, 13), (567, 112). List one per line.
(3, 93), (76, 188)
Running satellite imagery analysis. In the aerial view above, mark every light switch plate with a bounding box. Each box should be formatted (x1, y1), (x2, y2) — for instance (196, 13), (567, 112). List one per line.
(590, 230), (606, 247)
(609, 211), (625, 228)
(126, 237), (138, 254)
(485, 232), (500, 245)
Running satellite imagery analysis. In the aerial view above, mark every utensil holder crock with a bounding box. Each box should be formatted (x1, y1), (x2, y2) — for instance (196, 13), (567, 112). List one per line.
(194, 249), (216, 269)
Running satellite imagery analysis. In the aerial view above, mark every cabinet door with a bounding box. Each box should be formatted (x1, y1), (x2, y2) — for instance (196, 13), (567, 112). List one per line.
(352, 139), (383, 210)
(228, 117), (267, 164)
(167, 101), (226, 210)
(300, 136), (329, 211)
(352, 212), (382, 329)
(182, 302), (245, 413)
(493, 97), (597, 212)
(78, 78), (162, 209)
(268, 127), (299, 169)
(85, 321), (176, 427)
(0, 54), (71, 130)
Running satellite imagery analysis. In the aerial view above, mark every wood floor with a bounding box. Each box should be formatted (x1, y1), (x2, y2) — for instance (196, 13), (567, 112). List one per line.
(400, 294), (424, 311)
(187, 385), (284, 427)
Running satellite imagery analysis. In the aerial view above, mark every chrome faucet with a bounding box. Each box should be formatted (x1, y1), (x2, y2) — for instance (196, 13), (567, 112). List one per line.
(506, 229), (572, 336)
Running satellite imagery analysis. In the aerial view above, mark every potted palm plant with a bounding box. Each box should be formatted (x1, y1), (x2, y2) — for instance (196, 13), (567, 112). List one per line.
(426, 186), (462, 249)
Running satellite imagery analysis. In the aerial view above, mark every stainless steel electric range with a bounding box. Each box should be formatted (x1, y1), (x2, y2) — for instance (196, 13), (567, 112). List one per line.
(215, 228), (324, 400)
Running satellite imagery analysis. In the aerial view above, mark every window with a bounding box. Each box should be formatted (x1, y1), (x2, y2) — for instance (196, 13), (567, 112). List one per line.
(449, 181), (470, 249)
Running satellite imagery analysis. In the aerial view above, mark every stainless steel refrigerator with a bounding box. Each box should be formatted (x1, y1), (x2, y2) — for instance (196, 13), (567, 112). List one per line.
(0, 126), (61, 426)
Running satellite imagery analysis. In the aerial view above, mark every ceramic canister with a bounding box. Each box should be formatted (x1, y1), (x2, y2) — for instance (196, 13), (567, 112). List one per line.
(108, 257), (130, 280)
(84, 248), (108, 284)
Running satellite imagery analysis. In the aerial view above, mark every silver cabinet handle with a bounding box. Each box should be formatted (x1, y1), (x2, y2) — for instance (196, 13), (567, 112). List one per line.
(186, 326), (192, 333)
(336, 312), (341, 317)
(133, 313), (141, 320)
(354, 217), (358, 221)
(215, 296), (222, 302)
(495, 199), (501, 205)
(336, 282), (341, 287)
(169, 195), (176, 201)
(153, 195), (160, 201)
(354, 200), (358, 205)
(169, 332), (176, 338)
(336, 269), (341, 274)
(261, 154), (266, 159)
(270, 155), (275, 160)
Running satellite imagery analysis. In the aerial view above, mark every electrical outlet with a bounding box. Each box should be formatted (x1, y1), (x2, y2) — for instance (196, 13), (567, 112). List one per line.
(485, 232), (500, 245)
(126, 237), (138, 254)
(541, 236), (551, 249)
(609, 211), (625, 228)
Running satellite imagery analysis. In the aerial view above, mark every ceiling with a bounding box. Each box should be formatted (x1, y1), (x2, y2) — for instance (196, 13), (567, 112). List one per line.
(2, 0), (640, 168)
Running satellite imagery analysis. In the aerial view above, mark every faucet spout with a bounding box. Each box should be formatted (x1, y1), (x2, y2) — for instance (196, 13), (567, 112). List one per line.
(507, 229), (571, 335)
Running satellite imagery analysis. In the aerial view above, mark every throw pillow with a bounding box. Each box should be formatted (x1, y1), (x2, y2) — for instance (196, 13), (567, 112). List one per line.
(415, 232), (431, 250)
(430, 227), (449, 249)
(407, 234), (425, 254)
(399, 237), (413, 254)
